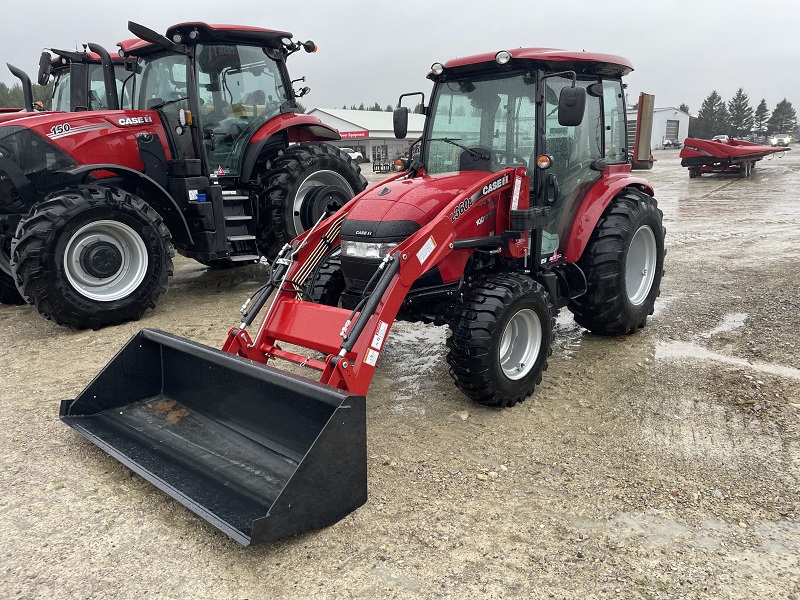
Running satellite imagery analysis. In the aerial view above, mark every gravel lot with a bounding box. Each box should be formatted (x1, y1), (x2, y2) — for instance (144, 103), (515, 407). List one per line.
(1, 148), (799, 599)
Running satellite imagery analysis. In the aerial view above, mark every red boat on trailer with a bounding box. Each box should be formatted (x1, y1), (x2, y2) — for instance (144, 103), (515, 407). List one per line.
(680, 137), (789, 178)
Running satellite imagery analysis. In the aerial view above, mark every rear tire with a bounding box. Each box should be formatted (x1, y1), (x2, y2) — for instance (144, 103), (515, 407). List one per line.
(257, 143), (367, 259)
(568, 189), (665, 335)
(11, 186), (174, 329)
(446, 273), (554, 408)
(688, 168), (699, 178)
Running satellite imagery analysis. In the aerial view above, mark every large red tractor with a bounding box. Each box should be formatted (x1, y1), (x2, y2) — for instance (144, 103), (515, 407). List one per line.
(0, 21), (366, 327)
(61, 48), (665, 544)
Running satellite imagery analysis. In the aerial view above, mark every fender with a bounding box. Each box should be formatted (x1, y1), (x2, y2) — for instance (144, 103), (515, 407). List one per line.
(564, 165), (654, 262)
(58, 163), (194, 245)
(241, 113), (341, 181)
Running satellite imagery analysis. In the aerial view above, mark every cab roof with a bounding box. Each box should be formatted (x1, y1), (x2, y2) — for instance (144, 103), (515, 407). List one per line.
(436, 48), (634, 79)
(118, 23), (293, 57)
(166, 22), (292, 48)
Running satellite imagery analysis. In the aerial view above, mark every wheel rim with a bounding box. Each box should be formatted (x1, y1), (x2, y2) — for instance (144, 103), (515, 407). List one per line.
(63, 220), (149, 301)
(291, 170), (354, 234)
(499, 308), (542, 380)
(626, 225), (657, 306)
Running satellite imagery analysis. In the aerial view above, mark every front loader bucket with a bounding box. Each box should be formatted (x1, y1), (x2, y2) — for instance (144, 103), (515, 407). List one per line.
(60, 329), (367, 546)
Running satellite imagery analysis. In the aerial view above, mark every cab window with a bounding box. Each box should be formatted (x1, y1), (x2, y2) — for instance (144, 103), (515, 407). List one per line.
(602, 80), (627, 164)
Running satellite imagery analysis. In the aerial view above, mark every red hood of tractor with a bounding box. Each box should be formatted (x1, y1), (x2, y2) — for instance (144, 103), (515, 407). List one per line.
(2, 110), (171, 169)
(347, 170), (493, 225)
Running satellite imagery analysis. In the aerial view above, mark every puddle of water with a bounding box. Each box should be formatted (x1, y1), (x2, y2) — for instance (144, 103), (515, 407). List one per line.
(656, 340), (800, 380)
(701, 312), (748, 338)
(553, 311), (584, 358)
(380, 323), (448, 402)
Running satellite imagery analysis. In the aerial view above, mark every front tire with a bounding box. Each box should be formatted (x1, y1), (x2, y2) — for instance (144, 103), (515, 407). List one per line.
(447, 273), (554, 408)
(308, 251), (344, 306)
(11, 186), (174, 329)
(569, 189), (665, 335)
(257, 143), (368, 259)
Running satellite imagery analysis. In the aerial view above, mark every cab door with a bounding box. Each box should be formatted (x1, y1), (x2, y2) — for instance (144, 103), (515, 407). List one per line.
(541, 76), (603, 258)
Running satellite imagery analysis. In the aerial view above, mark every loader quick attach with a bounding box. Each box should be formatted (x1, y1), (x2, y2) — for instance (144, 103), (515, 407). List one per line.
(62, 47), (666, 545)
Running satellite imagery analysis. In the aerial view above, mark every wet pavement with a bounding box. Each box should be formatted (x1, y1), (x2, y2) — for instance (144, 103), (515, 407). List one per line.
(0, 148), (798, 598)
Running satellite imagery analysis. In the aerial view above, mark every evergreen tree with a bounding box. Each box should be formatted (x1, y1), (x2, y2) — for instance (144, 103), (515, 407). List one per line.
(694, 90), (729, 139)
(766, 99), (797, 135)
(753, 99), (770, 136)
(370, 102), (381, 111)
(727, 88), (753, 138)
(678, 103), (690, 114)
(0, 82), (51, 109)
(342, 104), (347, 110)
(384, 104), (393, 112)
(357, 103), (365, 111)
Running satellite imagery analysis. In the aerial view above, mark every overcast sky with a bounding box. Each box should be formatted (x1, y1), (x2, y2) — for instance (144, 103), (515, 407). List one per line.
(2, 0), (798, 116)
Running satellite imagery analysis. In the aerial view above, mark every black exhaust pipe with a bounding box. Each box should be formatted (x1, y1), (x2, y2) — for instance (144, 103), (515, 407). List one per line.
(6, 63), (34, 111)
(87, 43), (119, 110)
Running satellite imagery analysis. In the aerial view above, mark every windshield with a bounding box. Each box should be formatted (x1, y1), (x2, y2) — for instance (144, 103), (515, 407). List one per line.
(424, 72), (536, 175)
(133, 50), (194, 158)
(88, 64), (133, 110)
(195, 43), (288, 176)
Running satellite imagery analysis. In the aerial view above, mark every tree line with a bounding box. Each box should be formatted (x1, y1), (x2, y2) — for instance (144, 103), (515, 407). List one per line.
(687, 89), (797, 140)
(340, 102), (425, 113)
(0, 82), (52, 109)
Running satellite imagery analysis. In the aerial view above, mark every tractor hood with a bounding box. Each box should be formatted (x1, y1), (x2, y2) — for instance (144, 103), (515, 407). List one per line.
(341, 170), (492, 240)
(2, 110), (172, 171)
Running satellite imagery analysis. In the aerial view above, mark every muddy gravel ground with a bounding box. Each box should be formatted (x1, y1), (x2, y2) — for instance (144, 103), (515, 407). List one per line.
(1, 149), (799, 599)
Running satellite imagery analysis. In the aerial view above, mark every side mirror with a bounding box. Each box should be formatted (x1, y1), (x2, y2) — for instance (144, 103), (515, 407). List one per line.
(37, 51), (52, 86)
(558, 86), (586, 127)
(393, 106), (409, 139)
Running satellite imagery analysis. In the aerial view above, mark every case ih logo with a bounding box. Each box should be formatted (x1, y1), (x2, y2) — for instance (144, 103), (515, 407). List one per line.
(481, 174), (510, 197)
(118, 116), (154, 126)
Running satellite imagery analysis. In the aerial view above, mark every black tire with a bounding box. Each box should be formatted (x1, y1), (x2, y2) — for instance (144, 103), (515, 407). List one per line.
(446, 273), (554, 408)
(11, 186), (174, 329)
(568, 189), (665, 336)
(688, 168), (699, 178)
(308, 251), (344, 306)
(257, 143), (368, 259)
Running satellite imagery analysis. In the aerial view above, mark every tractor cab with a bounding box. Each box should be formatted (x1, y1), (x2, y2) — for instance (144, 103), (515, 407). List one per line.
(41, 47), (133, 111)
(395, 49), (631, 260)
(122, 22), (313, 181)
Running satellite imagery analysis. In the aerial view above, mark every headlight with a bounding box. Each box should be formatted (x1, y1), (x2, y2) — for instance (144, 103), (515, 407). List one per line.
(340, 240), (397, 259)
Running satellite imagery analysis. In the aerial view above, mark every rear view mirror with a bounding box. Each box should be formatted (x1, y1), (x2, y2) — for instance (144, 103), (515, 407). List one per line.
(558, 86), (586, 127)
(37, 51), (52, 86)
(393, 107), (409, 139)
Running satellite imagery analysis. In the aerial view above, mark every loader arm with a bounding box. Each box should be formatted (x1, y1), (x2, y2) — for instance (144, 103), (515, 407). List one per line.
(223, 167), (524, 396)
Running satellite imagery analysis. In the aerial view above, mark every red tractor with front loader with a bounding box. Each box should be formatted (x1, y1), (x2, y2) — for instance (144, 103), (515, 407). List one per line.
(61, 48), (665, 545)
(0, 21), (366, 327)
